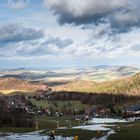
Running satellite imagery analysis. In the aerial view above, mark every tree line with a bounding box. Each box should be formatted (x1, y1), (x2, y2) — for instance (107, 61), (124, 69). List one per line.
(48, 91), (140, 105)
(0, 99), (33, 128)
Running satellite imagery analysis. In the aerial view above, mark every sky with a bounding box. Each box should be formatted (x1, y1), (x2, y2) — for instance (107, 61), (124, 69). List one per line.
(0, 0), (140, 69)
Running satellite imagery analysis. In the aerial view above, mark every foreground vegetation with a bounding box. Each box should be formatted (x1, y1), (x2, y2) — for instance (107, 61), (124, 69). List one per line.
(0, 127), (35, 133)
(46, 129), (105, 140)
(0, 115), (105, 140)
(1, 115), (140, 140)
(108, 121), (140, 140)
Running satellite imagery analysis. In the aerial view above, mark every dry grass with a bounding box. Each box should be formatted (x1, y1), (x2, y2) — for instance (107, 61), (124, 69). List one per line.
(0, 77), (48, 92)
(52, 73), (140, 95)
(0, 90), (28, 94)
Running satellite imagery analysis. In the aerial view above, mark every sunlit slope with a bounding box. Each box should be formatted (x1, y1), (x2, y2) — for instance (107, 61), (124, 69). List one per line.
(0, 78), (48, 94)
(53, 73), (140, 95)
(0, 66), (139, 82)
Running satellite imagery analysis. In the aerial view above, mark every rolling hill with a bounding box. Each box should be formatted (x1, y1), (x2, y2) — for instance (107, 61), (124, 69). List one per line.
(52, 72), (140, 96)
(0, 78), (49, 94)
(0, 65), (139, 82)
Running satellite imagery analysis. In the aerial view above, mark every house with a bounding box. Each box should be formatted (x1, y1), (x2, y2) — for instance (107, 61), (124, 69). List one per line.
(123, 104), (140, 117)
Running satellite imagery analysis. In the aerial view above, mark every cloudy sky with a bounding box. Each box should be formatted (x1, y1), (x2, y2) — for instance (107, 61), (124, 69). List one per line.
(0, 0), (140, 69)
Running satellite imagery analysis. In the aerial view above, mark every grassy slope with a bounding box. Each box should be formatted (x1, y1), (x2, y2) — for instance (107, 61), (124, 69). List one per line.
(108, 121), (140, 140)
(2, 116), (140, 140)
(30, 99), (94, 112)
(0, 127), (35, 133)
(36, 116), (105, 140)
(0, 90), (29, 94)
(53, 73), (140, 95)
(0, 77), (48, 94)
(0, 115), (103, 140)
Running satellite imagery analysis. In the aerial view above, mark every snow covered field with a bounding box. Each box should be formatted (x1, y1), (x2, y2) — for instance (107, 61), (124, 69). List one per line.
(89, 118), (128, 124)
(73, 118), (129, 140)
(73, 118), (128, 131)
(0, 131), (73, 140)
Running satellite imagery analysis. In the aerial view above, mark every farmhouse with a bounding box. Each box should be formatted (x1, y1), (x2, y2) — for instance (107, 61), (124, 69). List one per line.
(124, 104), (140, 116)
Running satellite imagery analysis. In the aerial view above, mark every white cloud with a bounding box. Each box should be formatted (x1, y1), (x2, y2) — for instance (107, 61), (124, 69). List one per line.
(0, 27), (140, 60)
(0, 1), (139, 68)
(7, 0), (29, 10)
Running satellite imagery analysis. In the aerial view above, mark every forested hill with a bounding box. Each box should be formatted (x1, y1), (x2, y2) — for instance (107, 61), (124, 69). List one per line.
(0, 78), (48, 93)
(52, 72), (140, 96)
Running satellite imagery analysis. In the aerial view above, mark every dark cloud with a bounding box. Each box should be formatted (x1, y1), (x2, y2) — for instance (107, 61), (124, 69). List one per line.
(0, 23), (44, 43)
(45, 0), (140, 32)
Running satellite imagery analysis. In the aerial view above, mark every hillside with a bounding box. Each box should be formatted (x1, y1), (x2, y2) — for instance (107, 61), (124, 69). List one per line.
(0, 65), (139, 82)
(52, 72), (140, 95)
(0, 78), (48, 94)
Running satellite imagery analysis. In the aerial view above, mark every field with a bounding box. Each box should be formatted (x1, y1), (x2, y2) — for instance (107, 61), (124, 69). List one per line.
(108, 121), (140, 140)
(1, 115), (140, 140)
(35, 116), (105, 140)
(0, 127), (35, 133)
(39, 118), (140, 140)
(0, 90), (28, 94)
(0, 116), (105, 139)
(29, 99), (94, 113)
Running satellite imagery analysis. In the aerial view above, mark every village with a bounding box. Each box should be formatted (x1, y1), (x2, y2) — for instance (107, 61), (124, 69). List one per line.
(1, 92), (140, 128)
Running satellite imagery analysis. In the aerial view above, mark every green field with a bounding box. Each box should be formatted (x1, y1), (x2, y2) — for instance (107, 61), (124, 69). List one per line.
(36, 116), (140, 140)
(35, 116), (105, 140)
(1, 115), (140, 140)
(108, 121), (140, 140)
(48, 129), (105, 140)
(34, 116), (85, 129)
(0, 127), (35, 133)
(0, 116), (105, 140)
(29, 99), (94, 112)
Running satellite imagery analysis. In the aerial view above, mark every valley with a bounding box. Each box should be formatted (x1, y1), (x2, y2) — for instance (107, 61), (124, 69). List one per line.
(0, 65), (140, 140)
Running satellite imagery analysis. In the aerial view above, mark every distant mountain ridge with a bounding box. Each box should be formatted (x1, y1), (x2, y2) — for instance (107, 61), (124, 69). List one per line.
(0, 65), (139, 82)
